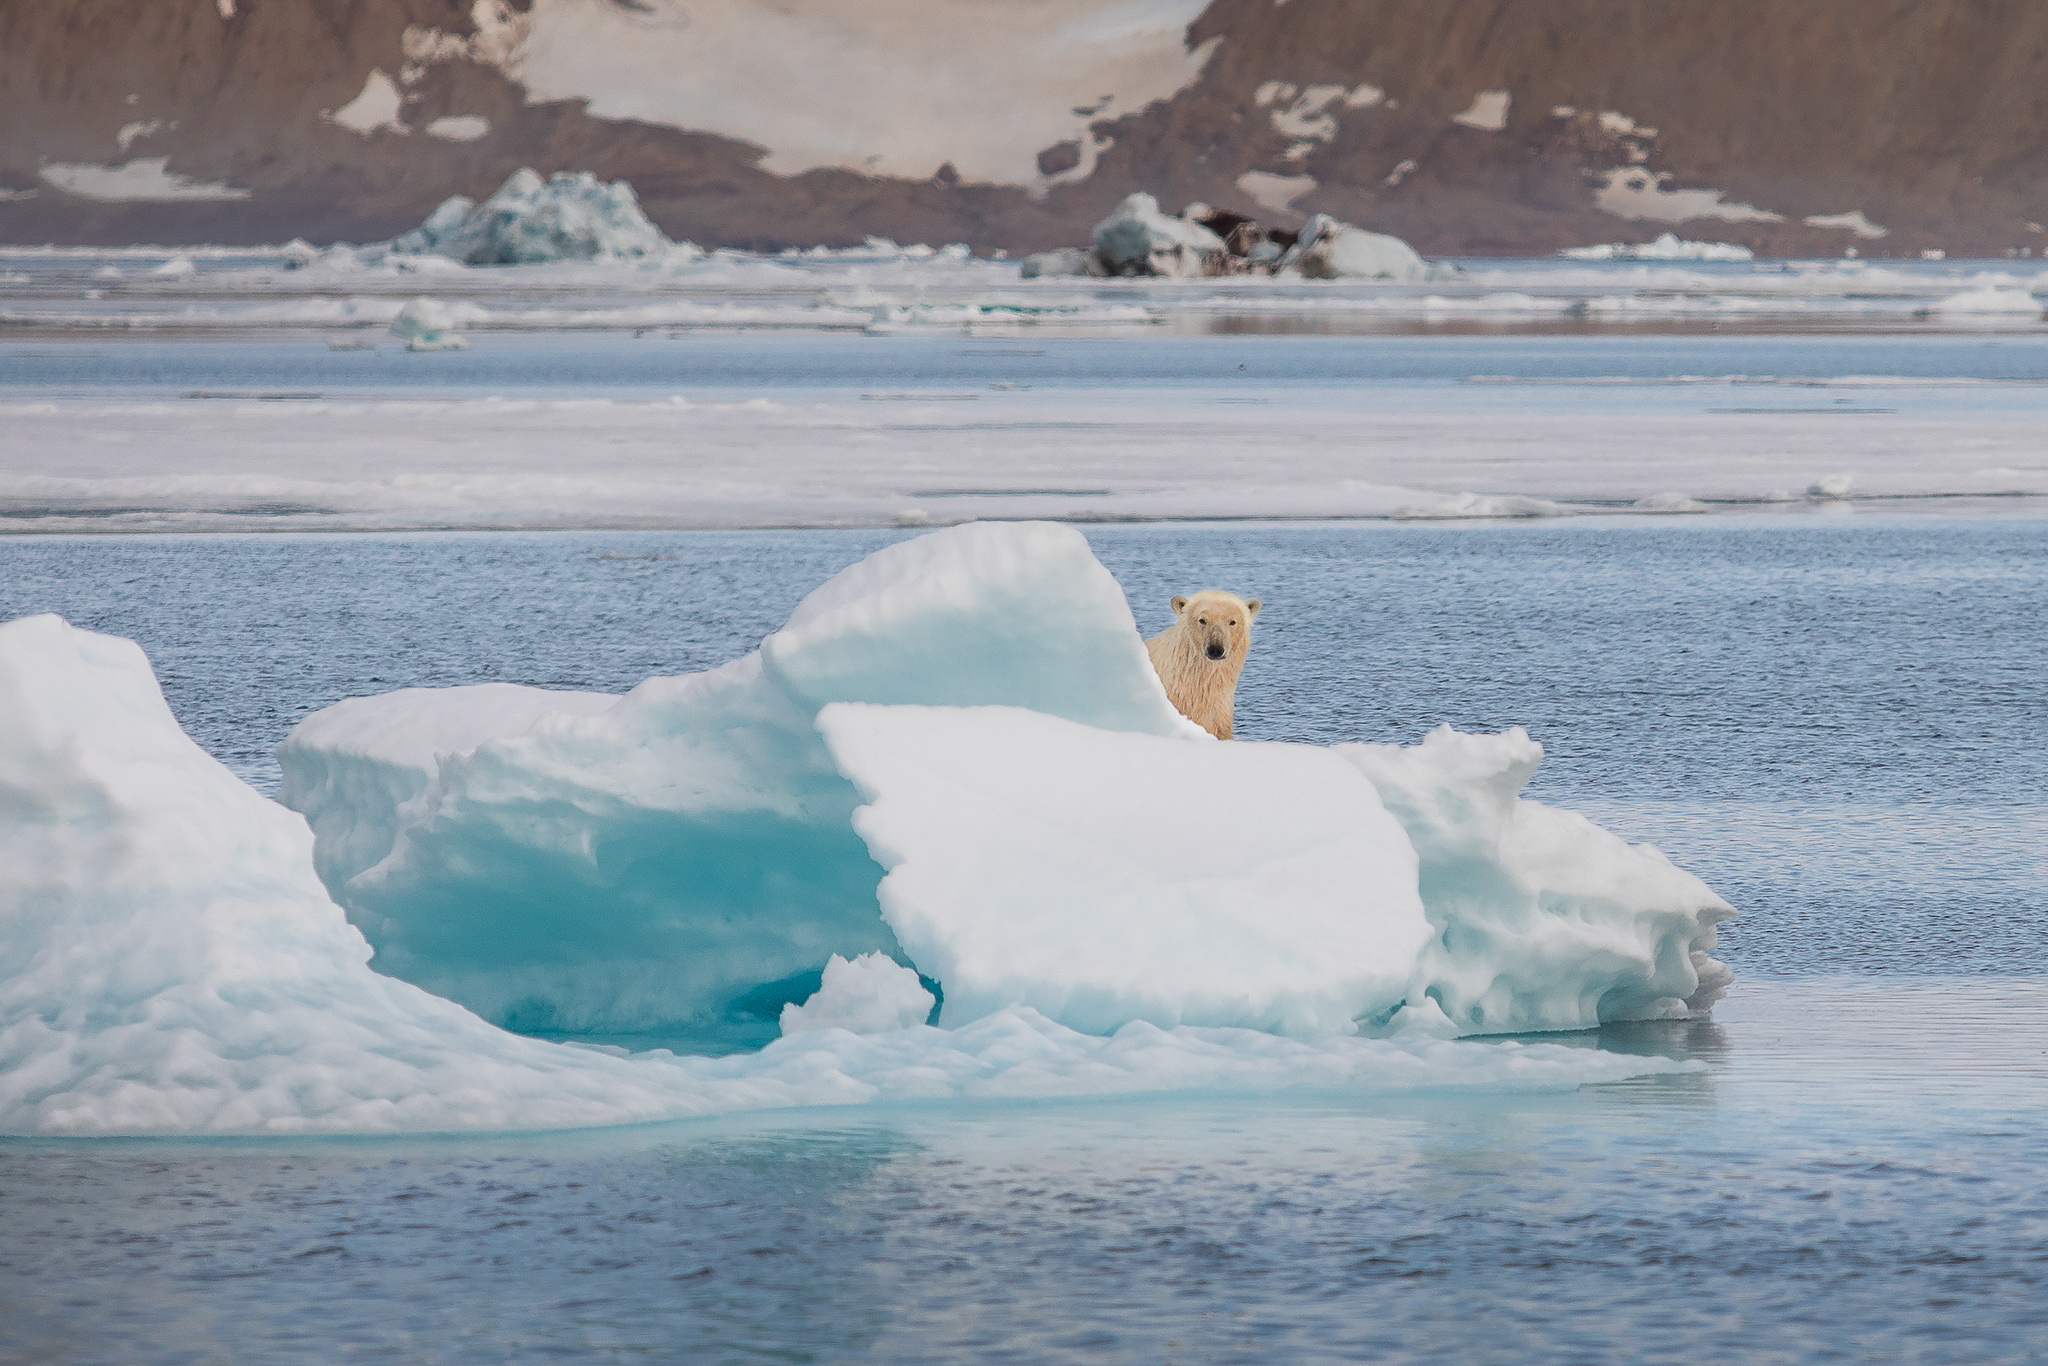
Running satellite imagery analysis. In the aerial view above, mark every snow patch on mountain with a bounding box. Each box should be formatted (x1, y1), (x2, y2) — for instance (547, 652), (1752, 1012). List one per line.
(480, 0), (1217, 184)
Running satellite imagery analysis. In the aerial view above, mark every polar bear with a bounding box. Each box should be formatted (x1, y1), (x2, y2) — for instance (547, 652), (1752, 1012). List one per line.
(1144, 590), (1261, 739)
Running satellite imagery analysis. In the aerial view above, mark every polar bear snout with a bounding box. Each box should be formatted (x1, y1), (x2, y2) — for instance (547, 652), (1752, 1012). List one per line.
(1204, 642), (1228, 661)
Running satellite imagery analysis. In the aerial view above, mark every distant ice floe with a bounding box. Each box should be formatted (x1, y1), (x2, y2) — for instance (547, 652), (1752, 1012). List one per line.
(1933, 287), (2044, 316)
(1632, 492), (1710, 513)
(1026, 192), (1434, 282)
(0, 526), (1722, 1134)
(14, 231), (2048, 341)
(1395, 493), (1566, 520)
(1284, 213), (1430, 281)
(1562, 233), (1754, 262)
(388, 296), (472, 350)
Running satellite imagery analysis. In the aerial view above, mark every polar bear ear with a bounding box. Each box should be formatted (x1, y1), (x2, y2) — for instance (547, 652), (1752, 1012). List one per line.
(1244, 598), (1262, 617)
(1170, 595), (1188, 615)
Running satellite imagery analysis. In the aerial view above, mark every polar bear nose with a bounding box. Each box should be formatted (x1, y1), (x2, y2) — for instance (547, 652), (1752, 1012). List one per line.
(1205, 644), (1227, 661)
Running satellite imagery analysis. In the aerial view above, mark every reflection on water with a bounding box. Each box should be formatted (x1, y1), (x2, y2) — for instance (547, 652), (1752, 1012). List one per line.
(3, 981), (2043, 1365)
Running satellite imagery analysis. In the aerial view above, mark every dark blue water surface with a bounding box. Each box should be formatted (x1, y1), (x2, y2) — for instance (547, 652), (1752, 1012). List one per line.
(10, 331), (2048, 400)
(2, 517), (2045, 1364)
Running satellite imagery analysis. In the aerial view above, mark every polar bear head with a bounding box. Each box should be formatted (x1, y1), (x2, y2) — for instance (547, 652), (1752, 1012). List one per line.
(1170, 590), (1261, 666)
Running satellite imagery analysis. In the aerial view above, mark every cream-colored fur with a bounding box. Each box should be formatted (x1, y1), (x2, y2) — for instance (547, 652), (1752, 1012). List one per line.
(1144, 590), (1261, 739)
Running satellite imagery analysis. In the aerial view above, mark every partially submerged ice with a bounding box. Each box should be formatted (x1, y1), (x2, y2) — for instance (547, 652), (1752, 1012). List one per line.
(275, 522), (1728, 1042)
(0, 608), (1697, 1136)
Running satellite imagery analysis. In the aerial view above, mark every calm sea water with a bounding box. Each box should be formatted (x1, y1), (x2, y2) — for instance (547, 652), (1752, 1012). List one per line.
(2, 518), (2045, 1363)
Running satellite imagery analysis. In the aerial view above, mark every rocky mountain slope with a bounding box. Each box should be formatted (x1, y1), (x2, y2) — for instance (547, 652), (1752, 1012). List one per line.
(6, 0), (2047, 255)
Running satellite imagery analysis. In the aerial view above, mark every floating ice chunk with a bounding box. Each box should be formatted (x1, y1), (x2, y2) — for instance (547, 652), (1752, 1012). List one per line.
(780, 953), (935, 1035)
(0, 613), (1694, 1136)
(0, 615), (725, 1135)
(1092, 192), (1227, 277)
(1807, 473), (1856, 499)
(1934, 287), (2043, 315)
(1632, 491), (1708, 512)
(281, 522), (1728, 1048)
(1020, 246), (1105, 278)
(390, 296), (470, 350)
(150, 256), (197, 279)
(817, 703), (1429, 1037)
(1561, 233), (1753, 261)
(1394, 492), (1566, 520)
(1338, 727), (1731, 1036)
(1278, 214), (1428, 281)
(279, 523), (1193, 1036)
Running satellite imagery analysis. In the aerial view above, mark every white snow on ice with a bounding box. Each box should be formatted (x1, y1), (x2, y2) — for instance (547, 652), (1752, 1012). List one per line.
(1561, 233), (1754, 261)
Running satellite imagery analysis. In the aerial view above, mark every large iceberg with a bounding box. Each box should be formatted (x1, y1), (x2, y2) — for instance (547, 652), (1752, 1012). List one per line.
(0, 610), (1695, 1135)
(278, 522), (1730, 1046)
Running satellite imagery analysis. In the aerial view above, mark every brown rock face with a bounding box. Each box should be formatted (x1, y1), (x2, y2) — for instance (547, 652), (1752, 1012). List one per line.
(6, 0), (2048, 255)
